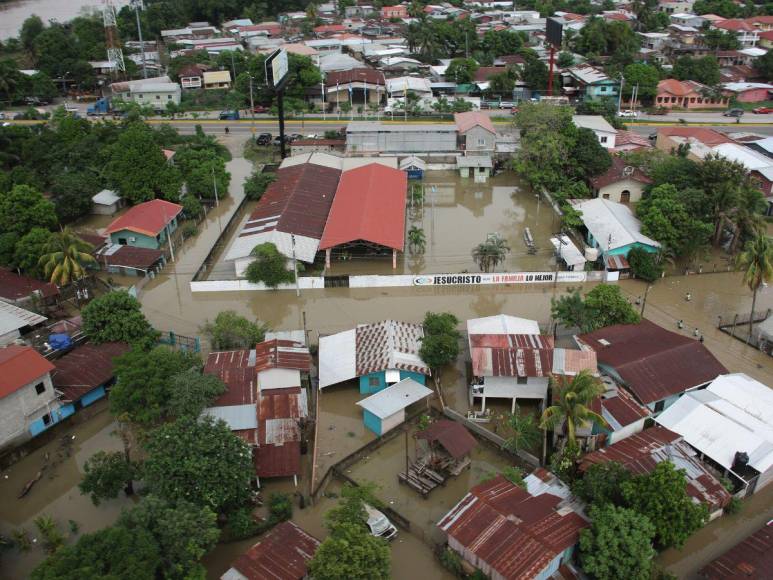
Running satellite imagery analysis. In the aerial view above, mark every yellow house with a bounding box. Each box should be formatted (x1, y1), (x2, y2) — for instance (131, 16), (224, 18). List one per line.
(203, 70), (232, 90)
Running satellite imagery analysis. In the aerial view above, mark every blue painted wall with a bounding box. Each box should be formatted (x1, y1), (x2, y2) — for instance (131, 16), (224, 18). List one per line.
(363, 409), (382, 435)
(359, 370), (426, 394)
(585, 81), (618, 101)
(81, 386), (107, 407)
(109, 217), (178, 250)
(586, 232), (659, 259)
(28, 407), (64, 437)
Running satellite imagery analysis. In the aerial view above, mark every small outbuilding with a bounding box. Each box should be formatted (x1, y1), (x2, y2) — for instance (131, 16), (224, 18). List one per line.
(549, 234), (586, 271)
(456, 155), (493, 183)
(357, 378), (433, 436)
(91, 189), (125, 215)
(399, 155), (427, 180)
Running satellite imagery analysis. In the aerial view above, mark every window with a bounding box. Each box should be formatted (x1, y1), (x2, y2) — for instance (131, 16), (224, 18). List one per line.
(600, 136), (608, 144)
(603, 193), (610, 199)
(517, 376), (528, 385)
(168, 95), (172, 99)
(620, 190), (631, 203)
(42, 413), (51, 426)
(138, 94), (143, 98)
(478, 138), (485, 146)
(118, 237), (127, 245)
(35, 382), (45, 395)
(156, 95), (161, 100)
(654, 400), (665, 413)
(368, 376), (380, 387)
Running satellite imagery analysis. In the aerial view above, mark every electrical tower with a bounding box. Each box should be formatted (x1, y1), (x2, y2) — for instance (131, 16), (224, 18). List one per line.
(103, 0), (126, 74)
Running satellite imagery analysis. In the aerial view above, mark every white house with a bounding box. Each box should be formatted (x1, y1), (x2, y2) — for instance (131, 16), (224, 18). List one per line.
(572, 115), (618, 149)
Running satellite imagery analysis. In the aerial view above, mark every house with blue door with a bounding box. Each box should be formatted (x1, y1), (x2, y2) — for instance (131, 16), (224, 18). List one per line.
(438, 468), (589, 579)
(318, 320), (430, 393)
(0, 345), (61, 451)
(52, 342), (129, 416)
(356, 378), (433, 435)
(104, 199), (183, 250)
(570, 197), (660, 269)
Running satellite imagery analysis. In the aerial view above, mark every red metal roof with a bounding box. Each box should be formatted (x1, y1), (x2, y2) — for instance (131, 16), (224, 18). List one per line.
(319, 164), (407, 252)
(579, 427), (731, 511)
(240, 163), (340, 240)
(254, 339), (310, 373)
(416, 420), (477, 460)
(700, 521), (773, 579)
(325, 67), (385, 87)
(601, 387), (649, 428)
(438, 475), (588, 580)
(578, 320), (728, 404)
(260, 386), (306, 420)
(104, 199), (183, 238)
(589, 156), (653, 190)
(229, 520), (320, 580)
(455, 111), (496, 134)
(0, 346), (55, 399)
(254, 441), (301, 478)
(52, 342), (129, 402)
(0, 268), (59, 301)
(256, 385), (306, 478)
(204, 350), (257, 406)
(657, 126), (734, 147)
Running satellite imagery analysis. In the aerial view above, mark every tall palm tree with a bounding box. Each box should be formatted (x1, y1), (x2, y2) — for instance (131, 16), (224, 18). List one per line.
(38, 228), (96, 286)
(540, 370), (608, 446)
(472, 233), (510, 273)
(408, 225), (426, 254)
(737, 234), (773, 339)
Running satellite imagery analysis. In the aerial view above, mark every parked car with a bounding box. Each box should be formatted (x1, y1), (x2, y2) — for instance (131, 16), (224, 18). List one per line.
(24, 96), (50, 106)
(63, 102), (79, 113)
(0, 112), (5, 120)
(499, 101), (515, 109)
(364, 504), (398, 541)
(288, 133), (303, 142)
(252, 105), (269, 114)
(753, 107), (773, 114)
(219, 110), (240, 120)
(617, 109), (638, 118)
(723, 108), (744, 117)
(272, 135), (289, 146)
(256, 132), (272, 145)
(648, 132), (658, 141)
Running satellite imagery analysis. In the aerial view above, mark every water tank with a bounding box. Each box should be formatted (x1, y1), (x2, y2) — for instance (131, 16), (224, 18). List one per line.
(584, 247), (599, 262)
(733, 451), (749, 471)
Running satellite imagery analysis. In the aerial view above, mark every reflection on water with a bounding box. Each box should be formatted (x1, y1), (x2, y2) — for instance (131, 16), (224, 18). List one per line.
(0, 0), (129, 40)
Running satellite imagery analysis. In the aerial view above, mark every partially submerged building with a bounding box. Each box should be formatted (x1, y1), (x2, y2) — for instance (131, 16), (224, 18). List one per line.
(357, 377), (433, 435)
(104, 199), (182, 251)
(346, 122), (458, 154)
(700, 520), (773, 579)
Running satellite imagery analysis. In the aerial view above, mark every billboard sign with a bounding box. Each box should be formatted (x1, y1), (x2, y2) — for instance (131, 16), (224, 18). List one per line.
(546, 17), (563, 48)
(412, 271), (588, 286)
(265, 48), (289, 89)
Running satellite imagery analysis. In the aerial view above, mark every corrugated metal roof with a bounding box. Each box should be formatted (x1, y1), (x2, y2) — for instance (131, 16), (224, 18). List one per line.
(700, 521), (773, 579)
(600, 385), (649, 428)
(0, 346), (55, 399)
(0, 268), (59, 301)
(52, 342), (129, 402)
(225, 521), (320, 580)
(254, 441), (301, 478)
(203, 403), (258, 431)
(417, 420), (477, 460)
(96, 245), (164, 270)
(319, 163), (407, 252)
(254, 339), (310, 373)
(356, 378), (433, 418)
(103, 199), (182, 237)
(318, 328), (357, 388)
(356, 320), (429, 377)
(204, 350), (257, 406)
(466, 315), (539, 336)
(570, 197), (660, 252)
(0, 300), (47, 336)
(579, 427), (731, 511)
(437, 474), (588, 580)
(578, 320), (728, 404)
(260, 386), (307, 421)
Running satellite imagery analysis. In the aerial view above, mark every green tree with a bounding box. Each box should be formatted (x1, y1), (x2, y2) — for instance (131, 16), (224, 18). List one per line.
(111, 347), (201, 426)
(116, 496), (219, 580)
(408, 225), (426, 254)
(622, 63), (661, 103)
(419, 312), (461, 384)
(579, 504), (656, 580)
(201, 309), (267, 350)
(82, 291), (157, 348)
(446, 58), (479, 84)
(38, 227), (96, 286)
(703, 28), (741, 50)
(672, 56), (721, 86)
(0, 184), (57, 237)
(573, 461), (632, 506)
(244, 171), (275, 201)
(168, 368), (226, 419)
(755, 49), (773, 82)
(736, 234), (773, 339)
(20, 15), (45, 62)
(540, 369), (608, 445)
(105, 122), (182, 204)
(143, 417), (253, 513)
(504, 405), (541, 453)
(50, 170), (102, 223)
(627, 246), (663, 282)
(557, 51), (575, 68)
(245, 242), (296, 288)
(569, 127), (612, 179)
(522, 55), (549, 90)
(472, 233), (510, 272)
(13, 227), (52, 278)
(174, 146), (230, 201)
(551, 284), (640, 332)
(31, 525), (160, 580)
(79, 451), (138, 506)
(621, 461), (708, 549)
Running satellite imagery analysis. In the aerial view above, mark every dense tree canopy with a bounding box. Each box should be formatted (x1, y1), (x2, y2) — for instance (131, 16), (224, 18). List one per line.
(82, 291), (157, 348)
(79, 451), (138, 506)
(245, 242), (296, 288)
(672, 56), (721, 86)
(552, 285), (641, 332)
(168, 368), (227, 419)
(573, 462), (632, 507)
(419, 311), (461, 376)
(201, 309), (268, 350)
(0, 185), (57, 237)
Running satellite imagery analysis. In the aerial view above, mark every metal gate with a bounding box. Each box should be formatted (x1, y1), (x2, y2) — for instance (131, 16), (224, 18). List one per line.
(324, 275), (349, 288)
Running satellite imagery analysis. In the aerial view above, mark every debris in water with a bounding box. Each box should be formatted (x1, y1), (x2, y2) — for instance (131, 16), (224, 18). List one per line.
(18, 470), (43, 499)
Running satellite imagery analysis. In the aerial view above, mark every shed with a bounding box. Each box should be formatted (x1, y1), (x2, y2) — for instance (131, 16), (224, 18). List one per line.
(399, 155), (427, 180)
(356, 378), (432, 435)
(0, 301), (47, 346)
(91, 189), (124, 215)
(95, 244), (165, 276)
(416, 420), (477, 460)
(549, 235), (586, 271)
(203, 69), (232, 89)
(456, 155), (493, 182)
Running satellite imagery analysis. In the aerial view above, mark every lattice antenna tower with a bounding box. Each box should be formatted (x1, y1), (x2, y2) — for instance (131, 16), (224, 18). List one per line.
(103, 0), (126, 73)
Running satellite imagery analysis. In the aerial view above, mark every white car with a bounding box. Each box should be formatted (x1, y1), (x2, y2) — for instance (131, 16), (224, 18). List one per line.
(365, 504), (398, 541)
(617, 109), (638, 118)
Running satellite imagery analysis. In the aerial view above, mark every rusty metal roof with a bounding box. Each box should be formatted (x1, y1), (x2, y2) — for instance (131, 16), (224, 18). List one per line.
(355, 320), (429, 377)
(52, 342), (129, 402)
(255, 386), (306, 478)
(204, 350), (257, 406)
(600, 386), (650, 428)
(227, 520), (320, 580)
(438, 475), (588, 580)
(416, 420), (477, 460)
(0, 267), (59, 301)
(254, 339), (310, 373)
(700, 521), (773, 579)
(260, 386), (307, 421)
(254, 441), (301, 478)
(579, 427), (731, 511)
(96, 245), (164, 270)
(578, 320), (728, 405)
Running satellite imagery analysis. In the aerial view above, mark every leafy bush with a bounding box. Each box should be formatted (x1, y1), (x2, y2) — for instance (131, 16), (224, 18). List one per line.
(627, 247), (663, 283)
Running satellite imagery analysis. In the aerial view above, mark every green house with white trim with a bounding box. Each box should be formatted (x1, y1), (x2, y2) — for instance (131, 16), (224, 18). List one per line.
(104, 199), (183, 250)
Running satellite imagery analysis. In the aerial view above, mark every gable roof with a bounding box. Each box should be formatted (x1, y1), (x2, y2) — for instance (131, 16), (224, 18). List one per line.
(658, 78), (707, 96)
(590, 156), (653, 190)
(319, 163), (407, 251)
(454, 111), (496, 135)
(570, 197), (660, 252)
(0, 268), (59, 301)
(437, 474), (588, 579)
(225, 521), (320, 580)
(658, 126), (734, 146)
(0, 300), (47, 337)
(52, 342), (129, 402)
(325, 67), (385, 87)
(578, 320), (728, 404)
(417, 419), (477, 459)
(0, 346), (55, 398)
(104, 199), (183, 237)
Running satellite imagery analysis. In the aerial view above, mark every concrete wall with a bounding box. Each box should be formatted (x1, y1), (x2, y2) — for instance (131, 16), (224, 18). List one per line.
(359, 369), (426, 394)
(0, 373), (58, 450)
(463, 126), (495, 153)
(597, 179), (646, 203)
(258, 368), (301, 389)
(131, 88), (181, 108)
(605, 417), (646, 445)
(347, 129), (457, 153)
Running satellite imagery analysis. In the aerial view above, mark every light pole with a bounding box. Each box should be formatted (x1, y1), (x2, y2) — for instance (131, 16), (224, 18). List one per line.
(617, 74), (624, 114)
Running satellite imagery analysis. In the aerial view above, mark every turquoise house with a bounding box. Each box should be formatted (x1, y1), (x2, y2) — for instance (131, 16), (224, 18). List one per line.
(104, 199), (183, 250)
(357, 378), (433, 436)
(360, 369), (426, 395)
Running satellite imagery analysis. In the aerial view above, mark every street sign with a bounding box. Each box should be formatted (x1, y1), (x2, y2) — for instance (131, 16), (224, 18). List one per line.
(265, 48), (289, 89)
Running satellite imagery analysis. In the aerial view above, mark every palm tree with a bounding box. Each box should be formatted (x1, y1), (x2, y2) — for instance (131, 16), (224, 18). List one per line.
(38, 228), (96, 286)
(540, 370), (608, 446)
(408, 226), (426, 254)
(504, 405), (541, 453)
(736, 234), (773, 340)
(472, 233), (510, 273)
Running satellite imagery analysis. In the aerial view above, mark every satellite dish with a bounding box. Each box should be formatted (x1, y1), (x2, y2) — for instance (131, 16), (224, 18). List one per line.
(623, 166), (634, 176)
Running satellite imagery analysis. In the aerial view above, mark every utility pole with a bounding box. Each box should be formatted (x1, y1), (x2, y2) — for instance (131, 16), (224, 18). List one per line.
(132, 0), (147, 79)
(212, 166), (219, 207)
(248, 74), (256, 137)
(640, 284), (651, 317)
(291, 234), (300, 297)
(617, 75), (624, 114)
